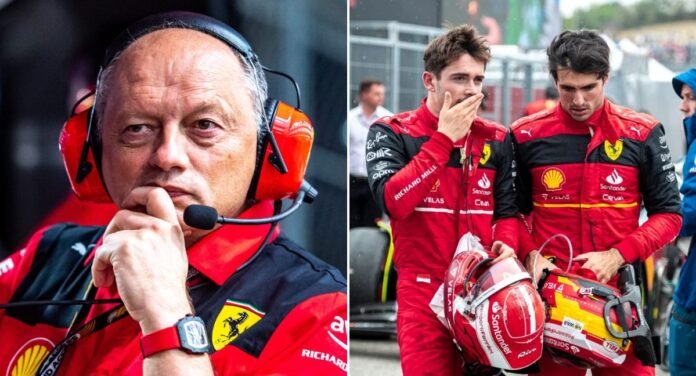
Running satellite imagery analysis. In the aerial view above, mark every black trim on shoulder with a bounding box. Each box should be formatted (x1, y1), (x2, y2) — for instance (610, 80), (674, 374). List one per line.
(7, 224), (105, 327)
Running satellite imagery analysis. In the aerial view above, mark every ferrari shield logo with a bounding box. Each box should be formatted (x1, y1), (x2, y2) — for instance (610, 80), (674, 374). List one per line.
(604, 140), (623, 161)
(479, 144), (491, 165)
(211, 300), (265, 351)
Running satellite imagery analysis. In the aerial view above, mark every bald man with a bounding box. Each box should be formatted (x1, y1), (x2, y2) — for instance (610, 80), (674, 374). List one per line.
(0, 13), (346, 376)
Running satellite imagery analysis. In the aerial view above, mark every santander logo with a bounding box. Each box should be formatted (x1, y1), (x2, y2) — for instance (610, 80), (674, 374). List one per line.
(478, 173), (491, 189)
(606, 169), (624, 185)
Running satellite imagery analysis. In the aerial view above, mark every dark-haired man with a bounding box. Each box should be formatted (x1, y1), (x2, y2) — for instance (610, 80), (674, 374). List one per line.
(512, 29), (681, 375)
(366, 25), (517, 375)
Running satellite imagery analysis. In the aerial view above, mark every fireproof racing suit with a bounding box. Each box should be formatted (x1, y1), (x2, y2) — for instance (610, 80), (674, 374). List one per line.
(511, 100), (682, 375)
(0, 202), (347, 375)
(366, 99), (518, 375)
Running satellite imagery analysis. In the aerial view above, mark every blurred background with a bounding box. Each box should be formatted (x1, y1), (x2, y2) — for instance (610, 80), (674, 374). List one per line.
(0, 0), (347, 275)
(350, 0), (689, 156)
(349, 0), (689, 374)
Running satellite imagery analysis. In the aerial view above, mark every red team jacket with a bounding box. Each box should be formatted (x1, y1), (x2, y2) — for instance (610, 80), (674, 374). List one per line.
(511, 100), (682, 266)
(366, 99), (518, 283)
(0, 202), (347, 375)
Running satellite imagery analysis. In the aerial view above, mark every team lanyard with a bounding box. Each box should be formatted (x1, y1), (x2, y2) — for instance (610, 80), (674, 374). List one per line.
(36, 283), (127, 375)
(36, 268), (204, 376)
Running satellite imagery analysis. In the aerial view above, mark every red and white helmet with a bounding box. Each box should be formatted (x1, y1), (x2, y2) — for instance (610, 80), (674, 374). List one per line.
(444, 249), (545, 370)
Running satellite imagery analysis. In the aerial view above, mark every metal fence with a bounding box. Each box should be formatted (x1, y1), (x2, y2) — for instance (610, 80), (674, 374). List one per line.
(349, 21), (553, 126)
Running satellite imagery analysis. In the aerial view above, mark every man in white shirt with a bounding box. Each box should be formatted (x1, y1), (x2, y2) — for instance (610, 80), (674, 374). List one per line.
(349, 79), (393, 227)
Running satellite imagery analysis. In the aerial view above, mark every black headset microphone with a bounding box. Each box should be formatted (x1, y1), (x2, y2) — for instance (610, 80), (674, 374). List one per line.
(184, 180), (318, 230)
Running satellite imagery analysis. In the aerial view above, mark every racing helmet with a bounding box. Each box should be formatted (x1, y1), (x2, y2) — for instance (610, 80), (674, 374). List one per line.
(444, 249), (545, 370)
(538, 264), (655, 368)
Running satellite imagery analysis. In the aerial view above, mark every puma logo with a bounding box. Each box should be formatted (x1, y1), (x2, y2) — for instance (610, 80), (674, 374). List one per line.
(71, 242), (94, 256)
(630, 126), (641, 136)
(520, 129), (533, 137)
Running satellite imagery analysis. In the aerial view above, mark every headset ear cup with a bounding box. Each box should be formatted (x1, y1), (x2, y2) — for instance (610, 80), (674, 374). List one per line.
(252, 100), (313, 201)
(58, 107), (112, 203)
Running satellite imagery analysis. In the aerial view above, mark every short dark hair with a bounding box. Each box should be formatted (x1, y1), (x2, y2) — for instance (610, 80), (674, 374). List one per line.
(424, 25), (491, 78)
(359, 79), (384, 94)
(547, 30), (610, 81)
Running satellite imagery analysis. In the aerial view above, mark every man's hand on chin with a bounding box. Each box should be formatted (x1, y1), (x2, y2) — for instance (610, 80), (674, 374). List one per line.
(92, 186), (193, 334)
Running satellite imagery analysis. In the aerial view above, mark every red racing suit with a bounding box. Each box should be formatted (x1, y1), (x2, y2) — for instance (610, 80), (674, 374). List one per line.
(511, 100), (682, 375)
(366, 99), (518, 375)
(0, 202), (347, 375)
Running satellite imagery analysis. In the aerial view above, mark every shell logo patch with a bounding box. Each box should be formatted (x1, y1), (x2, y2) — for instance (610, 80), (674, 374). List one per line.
(211, 300), (265, 351)
(604, 140), (623, 161)
(7, 338), (54, 376)
(479, 144), (491, 165)
(541, 168), (566, 191)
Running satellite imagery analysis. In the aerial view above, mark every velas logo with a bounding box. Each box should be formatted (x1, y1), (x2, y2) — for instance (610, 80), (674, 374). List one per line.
(541, 168), (565, 191)
(479, 144), (491, 165)
(478, 173), (491, 189)
(605, 169), (623, 185)
(604, 140), (623, 161)
(7, 338), (54, 376)
(211, 300), (265, 351)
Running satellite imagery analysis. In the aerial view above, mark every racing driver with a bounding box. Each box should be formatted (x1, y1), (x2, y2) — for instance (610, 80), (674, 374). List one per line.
(366, 24), (518, 375)
(512, 29), (682, 375)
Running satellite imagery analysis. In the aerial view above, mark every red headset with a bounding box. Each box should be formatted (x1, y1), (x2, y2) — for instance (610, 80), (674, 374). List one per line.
(58, 12), (314, 205)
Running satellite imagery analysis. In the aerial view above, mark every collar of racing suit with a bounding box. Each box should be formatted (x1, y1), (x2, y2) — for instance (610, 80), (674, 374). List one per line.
(556, 98), (622, 143)
(185, 200), (280, 285)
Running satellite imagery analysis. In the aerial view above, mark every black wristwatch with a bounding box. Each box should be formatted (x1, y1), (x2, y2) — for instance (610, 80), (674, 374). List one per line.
(140, 315), (209, 357)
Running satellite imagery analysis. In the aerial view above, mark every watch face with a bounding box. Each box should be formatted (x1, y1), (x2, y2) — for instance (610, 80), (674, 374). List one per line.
(178, 316), (210, 353)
